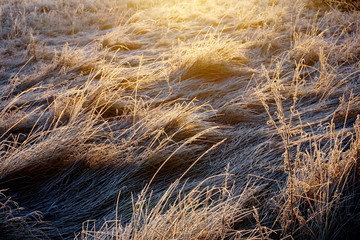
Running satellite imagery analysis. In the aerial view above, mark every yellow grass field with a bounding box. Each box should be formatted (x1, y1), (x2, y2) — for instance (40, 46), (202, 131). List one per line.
(0, 0), (359, 239)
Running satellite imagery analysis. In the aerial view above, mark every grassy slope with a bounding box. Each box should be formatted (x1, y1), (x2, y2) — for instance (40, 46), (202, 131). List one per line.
(0, 0), (359, 239)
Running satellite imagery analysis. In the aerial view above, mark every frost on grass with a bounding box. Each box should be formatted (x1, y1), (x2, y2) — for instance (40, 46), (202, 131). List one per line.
(0, 0), (359, 239)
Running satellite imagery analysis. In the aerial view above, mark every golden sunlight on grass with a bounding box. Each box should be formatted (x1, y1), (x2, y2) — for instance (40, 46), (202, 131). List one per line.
(0, 0), (359, 239)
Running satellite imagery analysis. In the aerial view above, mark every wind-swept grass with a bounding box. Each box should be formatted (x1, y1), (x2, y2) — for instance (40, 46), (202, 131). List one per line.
(0, 0), (359, 239)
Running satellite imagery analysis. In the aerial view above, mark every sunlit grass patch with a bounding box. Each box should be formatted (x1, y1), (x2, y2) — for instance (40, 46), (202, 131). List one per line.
(169, 36), (249, 81)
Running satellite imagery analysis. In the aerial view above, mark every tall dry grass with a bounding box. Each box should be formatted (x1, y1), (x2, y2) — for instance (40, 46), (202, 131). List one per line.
(0, 0), (359, 239)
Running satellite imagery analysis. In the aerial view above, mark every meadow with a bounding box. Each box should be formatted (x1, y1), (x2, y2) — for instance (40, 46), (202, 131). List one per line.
(0, 0), (359, 239)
